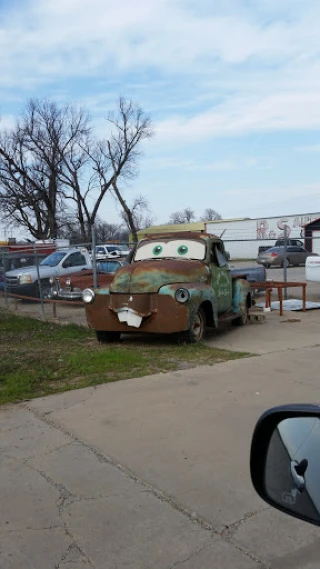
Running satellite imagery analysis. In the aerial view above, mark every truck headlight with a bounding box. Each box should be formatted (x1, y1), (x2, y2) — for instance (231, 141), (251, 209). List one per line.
(66, 278), (71, 286)
(82, 288), (95, 303)
(19, 274), (32, 284)
(49, 277), (55, 285)
(175, 288), (190, 303)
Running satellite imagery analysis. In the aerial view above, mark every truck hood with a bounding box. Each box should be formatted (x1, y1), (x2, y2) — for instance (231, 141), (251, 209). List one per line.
(109, 259), (210, 294)
(5, 265), (58, 279)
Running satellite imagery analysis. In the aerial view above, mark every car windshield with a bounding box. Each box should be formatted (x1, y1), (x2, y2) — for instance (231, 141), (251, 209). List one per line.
(134, 239), (206, 261)
(107, 246), (120, 252)
(40, 251), (67, 267)
(98, 261), (120, 272)
(264, 247), (283, 253)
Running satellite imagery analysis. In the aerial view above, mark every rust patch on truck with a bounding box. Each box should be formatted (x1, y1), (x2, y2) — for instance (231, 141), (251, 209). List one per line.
(110, 259), (210, 294)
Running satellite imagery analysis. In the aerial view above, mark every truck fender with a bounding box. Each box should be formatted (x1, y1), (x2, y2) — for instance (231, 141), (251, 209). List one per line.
(159, 283), (219, 328)
(232, 278), (252, 315)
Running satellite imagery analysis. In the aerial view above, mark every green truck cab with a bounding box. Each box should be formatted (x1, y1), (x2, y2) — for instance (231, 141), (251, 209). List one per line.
(82, 231), (252, 343)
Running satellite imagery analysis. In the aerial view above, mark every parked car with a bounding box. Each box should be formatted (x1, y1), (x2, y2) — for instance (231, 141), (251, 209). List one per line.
(82, 231), (252, 343)
(257, 246), (318, 268)
(258, 238), (305, 255)
(49, 259), (126, 301)
(94, 244), (130, 260)
(5, 248), (92, 298)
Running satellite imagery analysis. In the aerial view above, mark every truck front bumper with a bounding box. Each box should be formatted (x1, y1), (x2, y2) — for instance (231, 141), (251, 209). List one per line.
(85, 292), (190, 334)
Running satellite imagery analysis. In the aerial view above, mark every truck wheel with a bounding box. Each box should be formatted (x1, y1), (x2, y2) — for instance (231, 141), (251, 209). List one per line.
(96, 331), (121, 343)
(232, 298), (249, 326)
(178, 307), (206, 344)
(37, 280), (51, 299)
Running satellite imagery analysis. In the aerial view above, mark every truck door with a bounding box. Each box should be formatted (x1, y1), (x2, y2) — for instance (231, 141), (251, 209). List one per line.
(61, 251), (89, 275)
(210, 242), (232, 313)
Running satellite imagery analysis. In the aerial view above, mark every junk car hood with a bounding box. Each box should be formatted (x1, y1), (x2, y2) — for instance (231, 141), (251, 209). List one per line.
(109, 259), (210, 294)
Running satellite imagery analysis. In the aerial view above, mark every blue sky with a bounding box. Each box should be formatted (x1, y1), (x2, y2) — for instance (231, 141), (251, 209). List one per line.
(1, 0), (320, 237)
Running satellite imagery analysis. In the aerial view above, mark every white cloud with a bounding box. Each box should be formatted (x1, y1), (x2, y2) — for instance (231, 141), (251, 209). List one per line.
(296, 144), (320, 153)
(0, 0), (319, 83)
(155, 91), (320, 143)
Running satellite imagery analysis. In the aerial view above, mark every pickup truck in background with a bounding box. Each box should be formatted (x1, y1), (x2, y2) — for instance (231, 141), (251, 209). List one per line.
(82, 231), (253, 344)
(5, 248), (92, 298)
(94, 244), (131, 260)
(258, 238), (304, 255)
(230, 265), (266, 292)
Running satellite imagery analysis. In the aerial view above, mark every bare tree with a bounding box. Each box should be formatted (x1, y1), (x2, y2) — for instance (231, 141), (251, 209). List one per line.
(119, 194), (154, 242)
(0, 97), (154, 241)
(0, 99), (90, 239)
(201, 208), (222, 221)
(169, 208), (196, 224)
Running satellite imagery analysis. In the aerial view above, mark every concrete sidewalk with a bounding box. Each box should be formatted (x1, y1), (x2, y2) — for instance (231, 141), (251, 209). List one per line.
(2, 294), (320, 568)
(2, 343), (320, 568)
(207, 308), (320, 354)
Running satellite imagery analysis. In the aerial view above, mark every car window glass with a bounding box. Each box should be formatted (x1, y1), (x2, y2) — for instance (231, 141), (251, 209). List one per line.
(40, 251), (66, 266)
(64, 252), (86, 267)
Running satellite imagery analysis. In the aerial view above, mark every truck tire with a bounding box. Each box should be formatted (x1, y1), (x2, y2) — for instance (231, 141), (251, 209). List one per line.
(178, 307), (206, 344)
(96, 331), (121, 343)
(232, 296), (249, 326)
(37, 280), (51, 299)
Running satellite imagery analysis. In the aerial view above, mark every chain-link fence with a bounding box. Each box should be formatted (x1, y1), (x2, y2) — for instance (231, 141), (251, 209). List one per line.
(1, 232), (320, 320)
(0, 237), (133, 319)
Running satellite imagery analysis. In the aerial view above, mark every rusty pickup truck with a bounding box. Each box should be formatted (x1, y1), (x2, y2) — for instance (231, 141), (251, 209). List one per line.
(82, 231), (253, 343)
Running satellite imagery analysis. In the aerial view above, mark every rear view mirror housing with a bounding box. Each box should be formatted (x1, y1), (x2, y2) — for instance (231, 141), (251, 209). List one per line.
(250, 404), (320, 526)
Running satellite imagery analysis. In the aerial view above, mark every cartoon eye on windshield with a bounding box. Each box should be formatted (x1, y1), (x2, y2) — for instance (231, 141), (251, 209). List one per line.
(177, 245), (188, 256)
(152, 245), (163, 256)
(134, 239), (205, 261)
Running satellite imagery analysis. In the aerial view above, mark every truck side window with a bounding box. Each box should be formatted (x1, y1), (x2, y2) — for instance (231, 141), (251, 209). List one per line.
(63, 252), (86, 268)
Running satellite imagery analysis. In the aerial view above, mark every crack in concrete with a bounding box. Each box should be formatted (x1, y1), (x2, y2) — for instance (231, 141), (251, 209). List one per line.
(216, 507), (268, 539)
(40, 388), (96, 416)
(20, 460), (96, 567)
(223, 538), (272, 569)
(23, 460), (75, 513)
(25, 404), (269, 568)
(167, 540), (214, 568)
(0, 525), (62, 533)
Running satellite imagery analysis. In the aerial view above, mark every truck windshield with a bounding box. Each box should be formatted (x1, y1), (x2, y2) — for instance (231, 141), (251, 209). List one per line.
(134, 239), (206, 261)
(40, 251), (67, 267)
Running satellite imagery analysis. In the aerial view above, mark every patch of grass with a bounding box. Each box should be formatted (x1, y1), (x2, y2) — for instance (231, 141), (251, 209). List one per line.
(0, 309), (252, 405)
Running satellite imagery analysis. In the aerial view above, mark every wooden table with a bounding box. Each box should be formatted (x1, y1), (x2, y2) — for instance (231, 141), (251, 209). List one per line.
(250, 281), (307, 316)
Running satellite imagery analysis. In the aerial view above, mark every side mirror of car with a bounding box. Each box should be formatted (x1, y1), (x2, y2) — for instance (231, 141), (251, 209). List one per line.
(250, 404), (320, 526)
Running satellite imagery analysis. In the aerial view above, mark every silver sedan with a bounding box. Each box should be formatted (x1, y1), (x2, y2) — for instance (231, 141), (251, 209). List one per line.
(257, 246), (318, 268)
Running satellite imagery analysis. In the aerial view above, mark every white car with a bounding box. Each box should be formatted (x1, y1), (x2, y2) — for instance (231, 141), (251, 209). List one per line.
(94, 244), (130, 260)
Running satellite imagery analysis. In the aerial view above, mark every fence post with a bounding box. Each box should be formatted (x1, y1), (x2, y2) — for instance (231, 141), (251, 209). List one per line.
(34, 244), (45, 319)
(91, 225), (98, 288)
(2, 251), (9, 308)
(283, 225), (288, 300)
